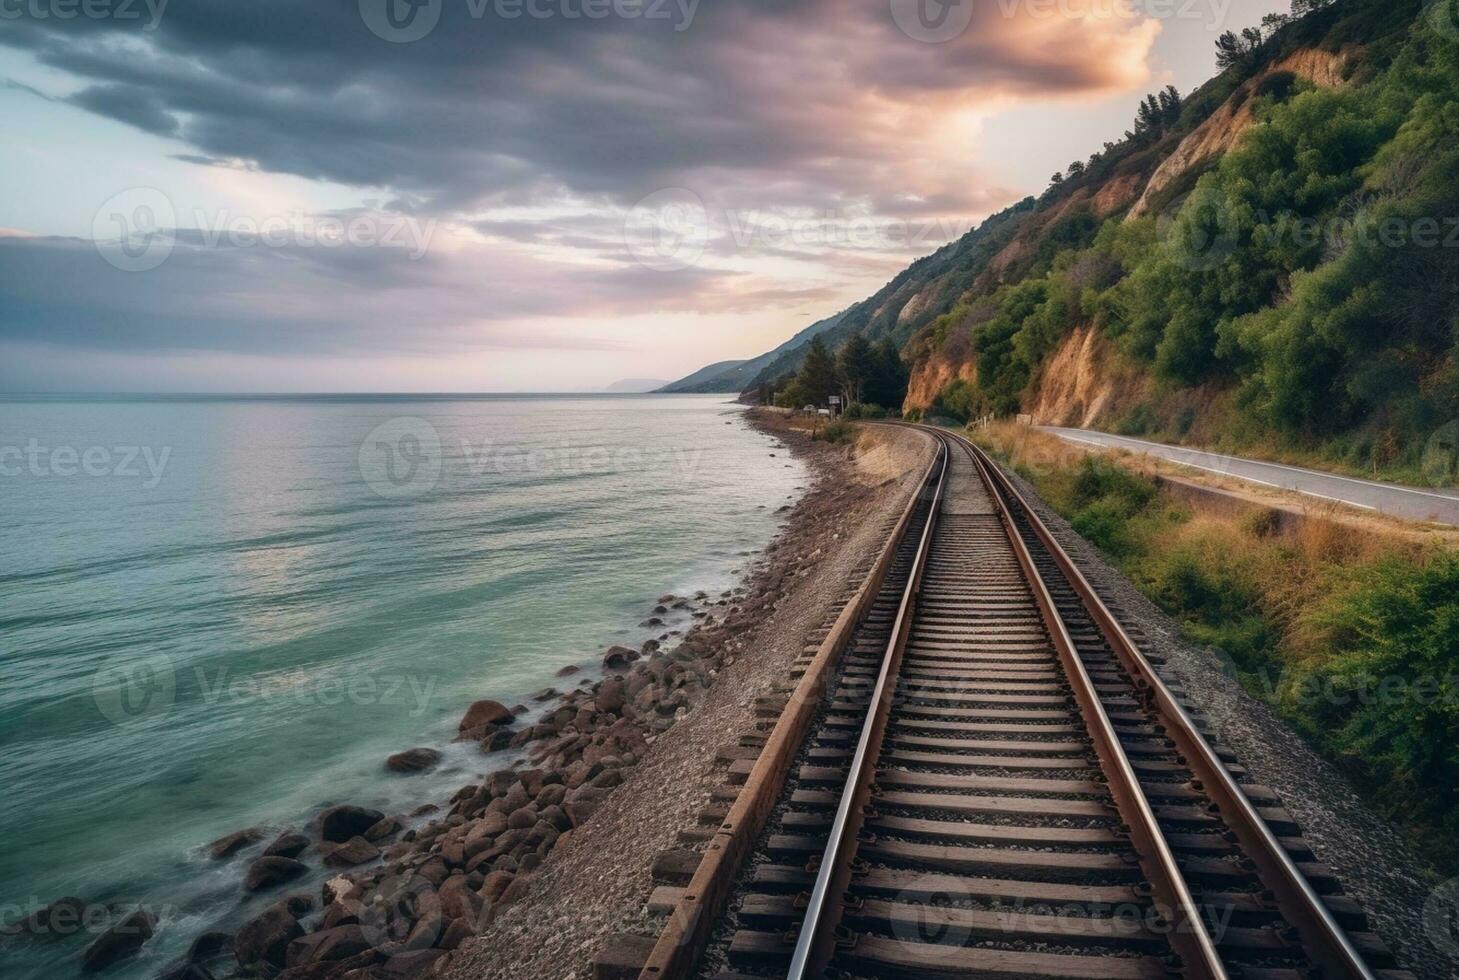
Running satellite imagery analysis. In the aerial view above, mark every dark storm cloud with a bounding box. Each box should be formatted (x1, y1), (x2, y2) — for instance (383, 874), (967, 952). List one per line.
(72, 83), (178, 135)
(1, 0), (1158, 215)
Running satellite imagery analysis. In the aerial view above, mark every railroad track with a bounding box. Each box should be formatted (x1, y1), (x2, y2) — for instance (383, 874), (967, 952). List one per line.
(633, 425), (1412, 980)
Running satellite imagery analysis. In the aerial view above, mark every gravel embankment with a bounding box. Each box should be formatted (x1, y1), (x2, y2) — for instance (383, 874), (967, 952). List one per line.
(994, 461), (1458, 980)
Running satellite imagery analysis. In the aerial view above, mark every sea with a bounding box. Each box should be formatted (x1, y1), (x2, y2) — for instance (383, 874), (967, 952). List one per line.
(0, 393), (807, 979)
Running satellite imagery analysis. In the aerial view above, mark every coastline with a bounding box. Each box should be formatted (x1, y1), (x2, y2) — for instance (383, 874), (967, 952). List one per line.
(28, 411), (930, 980)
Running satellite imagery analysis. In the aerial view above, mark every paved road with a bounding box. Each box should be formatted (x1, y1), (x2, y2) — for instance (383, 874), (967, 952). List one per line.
(1038, 426), (1459, 528)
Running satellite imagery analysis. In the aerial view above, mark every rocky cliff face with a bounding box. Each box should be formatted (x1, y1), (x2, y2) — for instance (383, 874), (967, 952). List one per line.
(1023, 325), (1151, 427)
(1128, 47), (1356, 218)
(905, 353), (977, 413)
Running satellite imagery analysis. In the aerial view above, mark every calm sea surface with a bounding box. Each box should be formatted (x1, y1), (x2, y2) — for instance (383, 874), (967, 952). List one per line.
(0, 394), (806, 979)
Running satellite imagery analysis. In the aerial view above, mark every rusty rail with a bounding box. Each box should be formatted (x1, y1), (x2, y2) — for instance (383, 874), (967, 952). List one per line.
(636, 429), (944, 980)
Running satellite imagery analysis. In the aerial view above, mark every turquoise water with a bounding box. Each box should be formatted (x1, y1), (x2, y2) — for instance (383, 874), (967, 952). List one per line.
(0, 394), (805, 979)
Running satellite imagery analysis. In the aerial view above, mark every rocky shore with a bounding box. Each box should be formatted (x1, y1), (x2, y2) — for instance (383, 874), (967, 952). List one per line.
(6, 413), (929, 980)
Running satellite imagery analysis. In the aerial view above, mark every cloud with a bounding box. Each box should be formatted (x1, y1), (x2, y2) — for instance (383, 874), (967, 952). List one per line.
(2, 0), (1158, 217)
(71, 83), (178, 135)
(0, 0), (1164, 388)
(0, 226), (832, 357)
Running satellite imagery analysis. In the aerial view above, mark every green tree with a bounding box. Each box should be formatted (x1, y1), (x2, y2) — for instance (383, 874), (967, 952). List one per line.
(835, 334), (876, 406)
(865, 339), (910, 410)
(794, 336), (837, 407)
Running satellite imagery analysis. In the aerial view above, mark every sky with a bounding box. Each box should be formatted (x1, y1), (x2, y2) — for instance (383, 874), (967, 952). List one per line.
(0, 0), (1289, 393)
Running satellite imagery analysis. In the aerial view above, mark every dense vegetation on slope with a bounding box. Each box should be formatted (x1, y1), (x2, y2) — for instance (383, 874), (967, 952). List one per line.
(974, 0), (1456, 471)
(738, 0), (1459, 483)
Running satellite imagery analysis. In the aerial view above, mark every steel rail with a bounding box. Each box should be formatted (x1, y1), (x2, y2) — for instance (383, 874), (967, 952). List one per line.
(785, 432), (951, 980)
(955, 433), (1228, 980)
(636, 430), (946, 980)
(960, 431), (1379, 980)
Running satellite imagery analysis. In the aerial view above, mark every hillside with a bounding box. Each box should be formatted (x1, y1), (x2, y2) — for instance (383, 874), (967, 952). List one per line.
(655, 361), (747, 394)
(659, 309), (850, 394)
(737, 0), (1459, 482)
(603, 378), (671, 393)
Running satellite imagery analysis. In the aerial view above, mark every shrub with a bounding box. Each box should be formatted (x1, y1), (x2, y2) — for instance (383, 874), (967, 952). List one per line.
(1291, 554), (1459, 849)
(814, 421), (853, 444)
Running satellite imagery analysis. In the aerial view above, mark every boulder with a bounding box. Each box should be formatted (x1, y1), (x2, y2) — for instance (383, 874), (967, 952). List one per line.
(208, 827), (265, 860)
(457, 700), (513, 739)
(157, 963), (213, 980)
(185, 930), (233, 961)
(285, 924), (371, 967)
(264, 833), (310, 860)
(439, 916), (474, 951)
(363, 817), (401, 843)
(500, 782), (530, 813)
(480, 870), (514, 904)
(595, 678), (627, 716)
(384, 748), (441, 774)
(81, 910), (156, 972)
(437, 877), (482, 923)
(554, 664), (582, 678)
(601, 646), (637, 670)
(476, 724), (513, 753)
(279, 894), (315, 918)
(322, 837), (380, 868)
(316, 805), (385, 843)
(377, 948), (447, 977)
(244, 856), (309, 892)
(273, 948), (379, 980)
(471, 810), (509, 840)
(419, 856), (451, 886)
(319, 902), (359, 931)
